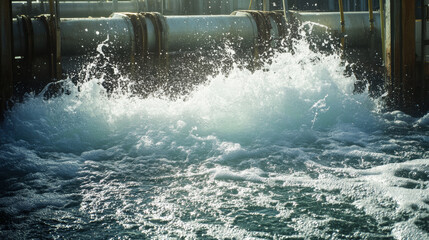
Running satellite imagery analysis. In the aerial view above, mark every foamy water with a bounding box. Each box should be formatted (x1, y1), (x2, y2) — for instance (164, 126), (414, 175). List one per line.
(0, 39), (428, 239)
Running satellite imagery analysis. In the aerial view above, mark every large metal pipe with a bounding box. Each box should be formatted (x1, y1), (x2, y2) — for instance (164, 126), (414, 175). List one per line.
(12, 10), (385, 58)
(61, 17), (135, 56)
(13, 12), (285, 58)
(165, 14), (258, 52)
(12, 11), (383, 62)
(12, 0), (265, 17)
(289, 11), (381, 47)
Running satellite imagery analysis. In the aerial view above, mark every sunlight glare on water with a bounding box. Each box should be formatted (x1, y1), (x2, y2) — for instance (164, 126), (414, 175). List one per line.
(0, 38), (428, 239)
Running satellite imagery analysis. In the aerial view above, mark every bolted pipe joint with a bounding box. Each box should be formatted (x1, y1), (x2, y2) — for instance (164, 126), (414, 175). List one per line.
(232, 10), (287, 58)
(13, 11), (288, 63)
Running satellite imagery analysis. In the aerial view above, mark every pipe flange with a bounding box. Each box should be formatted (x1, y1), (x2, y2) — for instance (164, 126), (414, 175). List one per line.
(36, 14), (61, 80)
(124, 13), (148, 60)
(139, 12), (166, 57)
(18, 15), (34, 82)
(232, 10), (286, 56)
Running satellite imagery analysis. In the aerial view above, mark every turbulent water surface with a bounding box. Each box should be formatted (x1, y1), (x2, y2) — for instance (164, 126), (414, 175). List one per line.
(1, 40), (429, 239)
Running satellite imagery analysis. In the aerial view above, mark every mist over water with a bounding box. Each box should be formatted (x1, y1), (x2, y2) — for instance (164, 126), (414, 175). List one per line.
(1, 38), (428, 239)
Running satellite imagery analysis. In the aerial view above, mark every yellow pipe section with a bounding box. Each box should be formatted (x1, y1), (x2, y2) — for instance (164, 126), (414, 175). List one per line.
(368, 0), (374, 32)
(339, 0), (345, 50)
(248, 0), (253, 10)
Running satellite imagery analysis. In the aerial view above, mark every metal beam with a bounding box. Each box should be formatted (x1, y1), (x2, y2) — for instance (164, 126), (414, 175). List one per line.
(1, 0), (13, 116)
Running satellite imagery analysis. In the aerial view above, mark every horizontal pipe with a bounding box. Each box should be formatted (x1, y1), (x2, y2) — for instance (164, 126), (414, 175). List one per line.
(13, 17), (49, 56)
(165, 15), (258, 52)
(13, 16), (147, 57)
(13, 12), (284, 58)
(60, 18), (135, 56)
(289, 11), (381, 47)
(12, 11), (382, 60)
(12, 0), (263, 17)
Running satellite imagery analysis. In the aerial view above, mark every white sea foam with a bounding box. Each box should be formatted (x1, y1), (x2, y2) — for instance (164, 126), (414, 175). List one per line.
(1, 36), (428, 239)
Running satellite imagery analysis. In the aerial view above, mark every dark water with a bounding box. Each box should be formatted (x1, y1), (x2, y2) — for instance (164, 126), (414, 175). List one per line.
(1, 40), (428, 239)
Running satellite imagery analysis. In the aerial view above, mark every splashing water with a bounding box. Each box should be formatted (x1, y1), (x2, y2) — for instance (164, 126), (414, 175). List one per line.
(0, 38), (428, 239)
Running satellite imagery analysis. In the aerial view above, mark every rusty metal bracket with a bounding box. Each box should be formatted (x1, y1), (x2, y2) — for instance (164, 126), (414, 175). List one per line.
(45, 0), (61, 80)
(265, 11), (287, 39)
(37, 14), (61, 80)
(141, 12), (165, 58)
(140, 12), (167, 67)
(125, 13), (148, 62)
(232, 10), (276, 58)
(137, 13), (149, 56)
(119, 12), (167, 75)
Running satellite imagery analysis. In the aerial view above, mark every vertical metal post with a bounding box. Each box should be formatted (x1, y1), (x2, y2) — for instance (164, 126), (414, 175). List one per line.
(0, 0), (13, 117)
(421, 0), (426, 63)
(387, 0), (417, 112)
(384, 0), (392, 82)
(380, 0), (385, 63)
(369, 0), (374, 32)
(339, 0), (346, 51)
(262, 0), (268, 11)
(368, 0), (375, 53)
(282, 0), (288, 22)
(55, 0), (61, 79)
(49, 0), (54, 16)
(421, 0), (427, 110)
(401, 0), (416, 110)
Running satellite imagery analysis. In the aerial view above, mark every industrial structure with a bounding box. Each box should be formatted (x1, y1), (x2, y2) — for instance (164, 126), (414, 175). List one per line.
(1, 0), (428, 117)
